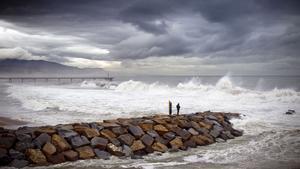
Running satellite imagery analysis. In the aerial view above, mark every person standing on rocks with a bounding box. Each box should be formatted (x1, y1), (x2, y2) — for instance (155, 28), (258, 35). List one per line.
(169, 100), (172, 116)
(176, 103), (180, 115)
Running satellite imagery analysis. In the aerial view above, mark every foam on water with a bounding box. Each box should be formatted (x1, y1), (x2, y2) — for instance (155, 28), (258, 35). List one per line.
(3, 76), (300, 168)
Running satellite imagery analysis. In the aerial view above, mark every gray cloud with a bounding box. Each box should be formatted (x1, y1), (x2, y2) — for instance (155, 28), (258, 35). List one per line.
(0, 0), (299, 75)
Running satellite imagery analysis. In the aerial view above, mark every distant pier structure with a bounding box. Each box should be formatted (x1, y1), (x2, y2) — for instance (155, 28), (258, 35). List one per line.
(0, 76), (113, 83)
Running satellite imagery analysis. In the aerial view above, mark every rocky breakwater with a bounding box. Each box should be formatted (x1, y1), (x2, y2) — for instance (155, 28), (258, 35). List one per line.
(0, 112), (243, 168)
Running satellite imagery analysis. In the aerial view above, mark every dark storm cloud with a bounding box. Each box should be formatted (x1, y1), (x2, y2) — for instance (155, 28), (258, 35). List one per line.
(0, 0), (299, 74)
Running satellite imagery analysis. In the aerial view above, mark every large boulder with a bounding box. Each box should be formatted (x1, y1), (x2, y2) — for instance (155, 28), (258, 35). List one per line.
(42, 142), (56, 156)
(198, 121), (212, 130)
(169, 137), (183, 150)
(69, 135), (90, 148)
(177, 120), (192, 129)
(91, 137), (108, 150)
(82, 128), (100, 139)
(155, 136), (169, 145)
(172, 127), (191, 140)
(188, 128), (199, 136)
(122, 145), (133, 157)
(118, 134), (135, 146)
(51, 134), (71, 152)
(128, 125), (145, 138)
(25, 149), (47, 165)
(163, 132), (176, 141)
(106, 143), (124, 156)
(0, 134), (16, 149)
(152, 142), (168, 153)
(57, 129), (78, 139)
(16, 133), (32, 142)
(139, 123), (153, 132)
(47, 153), (65, 164)
(131, 140), (145, 152)
(112, 127), (127, 136)
(110, 138), (121, 146)
(63, 150), (78, 161)
(209, 125), (224, 138)
(15, 141), (35, 152)
(153, 125), (169, 135)
(191, 136), (206, 146)
(100, 129), (117, 140)
(89, 122), (104, 131)
(231, 129), (243, 137)
(33, 133), (51, 149)
(0, 148), (11, 166)
(75, 146), (95, 159)
(9, 149), (25, 160)
(10, 159), (29, 168)
(94, 149), (110, 160)
(147, 130), (159, 138)
(141, 134), (154, 146)
(207, 115), (218, 121)
(183, 139), (197, 148)
(101, 122), (120, 128)
(35, 127), (56, 136)
(220, 131), (234, 140)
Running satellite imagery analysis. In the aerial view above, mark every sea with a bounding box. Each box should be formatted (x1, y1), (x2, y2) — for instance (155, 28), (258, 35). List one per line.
(0, 75), (299, 169)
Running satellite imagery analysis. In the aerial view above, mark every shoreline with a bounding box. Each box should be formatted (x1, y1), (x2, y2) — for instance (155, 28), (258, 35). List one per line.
(0, 112), (243, 168)
(0, 116), (27, 127)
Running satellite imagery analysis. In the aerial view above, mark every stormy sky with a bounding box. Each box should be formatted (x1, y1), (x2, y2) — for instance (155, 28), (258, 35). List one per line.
(0, 0), (299, 75)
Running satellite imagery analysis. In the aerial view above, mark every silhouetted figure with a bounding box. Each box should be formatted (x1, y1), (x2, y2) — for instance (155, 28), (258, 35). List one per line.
(176, 103), (180, 115)
(169, 100), (172, 116)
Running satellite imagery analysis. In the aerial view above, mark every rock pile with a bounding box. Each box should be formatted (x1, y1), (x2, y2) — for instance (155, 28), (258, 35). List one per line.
(0, 112), (243, 168)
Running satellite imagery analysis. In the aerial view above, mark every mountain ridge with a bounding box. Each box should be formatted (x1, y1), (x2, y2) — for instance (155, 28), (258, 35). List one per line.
(0, 59), (106, 76)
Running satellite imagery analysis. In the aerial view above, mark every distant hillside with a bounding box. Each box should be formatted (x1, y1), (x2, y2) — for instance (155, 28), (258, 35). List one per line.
(0, 59), (106, 76)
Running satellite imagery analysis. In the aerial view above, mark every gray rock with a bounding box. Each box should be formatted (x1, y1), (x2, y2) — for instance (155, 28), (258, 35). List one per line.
(188, 128), (199, 136)
(91, 137), (108, 150)
(33, 133), (51, 149)
(174, 128), (191, 140)
(231, 129), (243, 137)
(90, 123), (104, 131)
(10, 159), (29, 168)
(209, 125), (224, 138)
(163, 132), (176, 141)
(70, 135), (90, 148)
(118, 134), (135, 146)
(110, 138), (121, 146)
(57, 129), (78, 139)
(220, 131), (234, 140)
(141, 134), (154, 146)
(9, 149), (25, 160)
(15, 127), (36, 136)
(112, 127), (127, 135)
(16, 134), (32, 142)
(207, 115), (218, 121)
(14, 142), (35, 152)
(0, 149), (11, 166)
(122, 145), (132, 157)
(216, 138), (226, 143)
(131, 155), (144, 159)
(94, 149), (110, 160)
(147, 130), (159, 138)
(128, 125), (145, 138)
(0, 134), (16, 149)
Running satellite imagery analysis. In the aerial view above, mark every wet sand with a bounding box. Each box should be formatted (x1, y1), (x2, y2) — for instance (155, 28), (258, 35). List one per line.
(0, 116), (27, 127)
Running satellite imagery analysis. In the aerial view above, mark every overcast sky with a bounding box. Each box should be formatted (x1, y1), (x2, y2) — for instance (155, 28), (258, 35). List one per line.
(0, 0), (299, 75)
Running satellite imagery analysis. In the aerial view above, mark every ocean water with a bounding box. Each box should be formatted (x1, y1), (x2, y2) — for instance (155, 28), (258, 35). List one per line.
(0, 75), (299, 169)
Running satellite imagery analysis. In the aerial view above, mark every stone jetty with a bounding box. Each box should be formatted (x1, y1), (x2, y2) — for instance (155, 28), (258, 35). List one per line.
(0, 111), (243, 168)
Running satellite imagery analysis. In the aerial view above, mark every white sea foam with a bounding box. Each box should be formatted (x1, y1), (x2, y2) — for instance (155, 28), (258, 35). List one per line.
(6, 76), (300, 127)
(3, 76), (300, 168)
